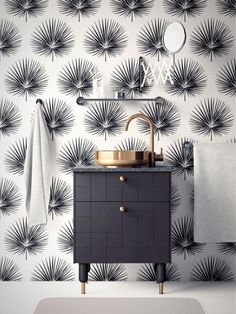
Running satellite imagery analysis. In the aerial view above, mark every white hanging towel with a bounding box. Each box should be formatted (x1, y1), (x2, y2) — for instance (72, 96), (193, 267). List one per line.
(194, 143), (236, 242)
(25, 100), (52, 225)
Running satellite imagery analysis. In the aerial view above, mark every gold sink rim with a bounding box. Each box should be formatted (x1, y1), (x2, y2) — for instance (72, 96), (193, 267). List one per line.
(95, 150), (150, 167)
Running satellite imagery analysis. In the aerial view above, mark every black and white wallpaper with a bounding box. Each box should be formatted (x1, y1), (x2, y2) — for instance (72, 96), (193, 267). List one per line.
(0, 0), (235, 282)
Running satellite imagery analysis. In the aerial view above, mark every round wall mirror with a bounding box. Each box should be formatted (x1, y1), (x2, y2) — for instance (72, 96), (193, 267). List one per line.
(163, 21), (186, 54)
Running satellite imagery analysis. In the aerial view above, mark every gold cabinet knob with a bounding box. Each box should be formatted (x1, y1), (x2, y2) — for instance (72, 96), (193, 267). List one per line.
(120, 175), (126, 182)
(120, 206), (126, 213)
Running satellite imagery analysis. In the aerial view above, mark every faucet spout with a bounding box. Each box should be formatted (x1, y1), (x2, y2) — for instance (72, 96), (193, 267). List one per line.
(125, 113), (155, 167)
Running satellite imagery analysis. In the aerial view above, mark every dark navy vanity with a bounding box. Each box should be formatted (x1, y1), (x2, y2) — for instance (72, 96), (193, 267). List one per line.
(73, 166), (172, 294)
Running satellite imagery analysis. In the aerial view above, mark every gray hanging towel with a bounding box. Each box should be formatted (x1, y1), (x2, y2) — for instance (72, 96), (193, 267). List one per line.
(25, 100), (52, 225)
(194, 143), (236, 242)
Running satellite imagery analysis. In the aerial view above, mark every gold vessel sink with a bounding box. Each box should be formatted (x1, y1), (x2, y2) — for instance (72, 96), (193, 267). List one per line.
(95, 150), (151, 167)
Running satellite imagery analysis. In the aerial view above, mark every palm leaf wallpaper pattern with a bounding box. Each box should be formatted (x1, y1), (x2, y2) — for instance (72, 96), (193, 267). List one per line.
(165, 138), (195, 180)
(84, 19), (127, 61)
(111, 0), (154, 22)
(84, 101), (127, 140)
(88, 263), (128, 281)
(190, 257), (234, 281)
(5, 217), (48, 260)
(31, 19), (75, 61)
(57, 220), (74, 254)
(5, 59), (48, 101)
(217, 242), (236, 255)
(42, 98), (75, 140)
(137, 19), (168, 60)
(137, 263), (181, 281)
(0, 178), (22, 218)
(111, 58), (151, 97)
(163, 0), (207, 22)
(57, 137), (96, 174)
(115, 137), (148, 151)
(0, 0), (235, 282)
(58, 58), (100, 97)
(165, 263), (181, 281)
(137, 100), (180, 140)
(48, 178), (73, 220)
(190, 98), (233, 141)
(0, 258), (22, 281)
(31, 256), (75, 281)
(0, 20), (21, 59)
(216, 0), (236, 16)
(4, 138), (27, 176)
(165, 59), (207, 101)
(171, 217), (206, 260)
(216, 59), (236, 97)
(0, 99), (21, 137)
(58, 0), (101, 21)
(170, 184), (181, 213)
(5, 0), (48, 22)
(190, 19), (234, 61)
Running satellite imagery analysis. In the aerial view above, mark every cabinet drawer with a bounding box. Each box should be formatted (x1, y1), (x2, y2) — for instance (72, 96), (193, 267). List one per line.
(108, 172), (170, 202)
(107, 173), (154, 186)
(74, 172), (170, 202)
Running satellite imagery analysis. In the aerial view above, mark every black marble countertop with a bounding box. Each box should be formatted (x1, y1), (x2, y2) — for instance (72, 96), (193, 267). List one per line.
(73, 165), (174, 172)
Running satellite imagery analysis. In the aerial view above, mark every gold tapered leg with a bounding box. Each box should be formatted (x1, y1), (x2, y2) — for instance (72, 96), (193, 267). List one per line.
(81, 282), (86, 294)
(159, 282), (164, 294)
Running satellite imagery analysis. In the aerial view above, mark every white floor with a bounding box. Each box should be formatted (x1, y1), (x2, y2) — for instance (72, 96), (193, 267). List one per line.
(0, 282), (235, 314)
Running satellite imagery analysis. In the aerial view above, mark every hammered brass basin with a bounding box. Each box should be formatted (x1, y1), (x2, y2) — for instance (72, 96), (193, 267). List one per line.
(95, 150), (150, 167)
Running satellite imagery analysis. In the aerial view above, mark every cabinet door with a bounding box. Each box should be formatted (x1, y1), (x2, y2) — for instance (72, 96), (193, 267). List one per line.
(90, 202), (123, 262)
(121, 201), (170, 263)
(106, 202), (153, 263)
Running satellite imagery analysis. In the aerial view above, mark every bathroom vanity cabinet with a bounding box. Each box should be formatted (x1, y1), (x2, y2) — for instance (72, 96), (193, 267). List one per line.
(73, 167), (172, 294)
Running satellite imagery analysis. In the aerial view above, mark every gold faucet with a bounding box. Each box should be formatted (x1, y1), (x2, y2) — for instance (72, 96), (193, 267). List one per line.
(125, 113), (155, 167)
